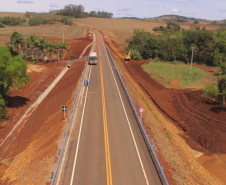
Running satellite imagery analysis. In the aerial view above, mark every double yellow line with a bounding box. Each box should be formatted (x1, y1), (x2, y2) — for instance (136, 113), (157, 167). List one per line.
(99, 38), (113, 185)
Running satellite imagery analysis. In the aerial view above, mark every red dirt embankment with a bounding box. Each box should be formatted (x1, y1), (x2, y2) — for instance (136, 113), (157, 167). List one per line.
(126, 60), (226, 154)
(0, 32), (92, 184)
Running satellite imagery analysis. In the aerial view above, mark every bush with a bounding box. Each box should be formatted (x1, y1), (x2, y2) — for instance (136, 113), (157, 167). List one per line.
(0, 95), (5, 121)
(0, 22), (4, 28)
(204, 84), (218, 99)
(69, 53), (76, 59)
(130, 49), (141, 60)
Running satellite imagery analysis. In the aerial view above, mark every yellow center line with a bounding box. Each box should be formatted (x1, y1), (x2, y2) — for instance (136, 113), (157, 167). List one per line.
(98, 33), (113, 185)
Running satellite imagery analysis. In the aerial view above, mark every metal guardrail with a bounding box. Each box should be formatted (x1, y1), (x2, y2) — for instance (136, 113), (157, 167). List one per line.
(106, 45), (169, 185)
(50, 59), (89, 185)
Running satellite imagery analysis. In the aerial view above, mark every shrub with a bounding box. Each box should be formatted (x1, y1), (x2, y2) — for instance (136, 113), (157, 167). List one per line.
(69, 53), (76, 59)
(0, 95), (5, 121)
(204, 84), (218, 99)
(166, 131), (172, 140)
(0, 22), (4, 28)
(130, 49), (141, 60)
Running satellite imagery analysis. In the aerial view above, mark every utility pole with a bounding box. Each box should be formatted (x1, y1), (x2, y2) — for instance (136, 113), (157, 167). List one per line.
(63, 28), (64, 42)
(190, 47), (195, 75)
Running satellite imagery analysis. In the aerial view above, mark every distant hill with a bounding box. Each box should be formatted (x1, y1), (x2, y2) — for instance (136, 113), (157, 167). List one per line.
(146, 15), (226, 26)
(120, 17), (145, 20)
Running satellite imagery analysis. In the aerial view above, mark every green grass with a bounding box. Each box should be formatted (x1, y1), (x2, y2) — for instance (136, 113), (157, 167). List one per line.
(142, 62), (207, 89)
(166, 131), (172, 140)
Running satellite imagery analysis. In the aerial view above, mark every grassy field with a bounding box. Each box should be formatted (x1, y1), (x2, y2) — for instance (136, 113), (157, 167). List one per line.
(74, 17), (219, 47)
(142, 62), (213, 89)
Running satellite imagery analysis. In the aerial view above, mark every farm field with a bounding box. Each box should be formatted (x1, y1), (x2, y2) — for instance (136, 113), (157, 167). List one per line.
(74, 17), (219, 47)
(0, 12), (25, 17)
(0, 24), (86, 46)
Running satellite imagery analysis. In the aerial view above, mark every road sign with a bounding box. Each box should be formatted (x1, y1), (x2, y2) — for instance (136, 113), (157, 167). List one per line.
(139, 107), (144, 113)
(61, 106), (68, 112)
(61, 106), (68, 121)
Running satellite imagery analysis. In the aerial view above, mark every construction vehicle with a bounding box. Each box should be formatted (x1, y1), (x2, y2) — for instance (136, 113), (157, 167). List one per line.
(89, 52), (97, 65)
(125, 51), (131, 61)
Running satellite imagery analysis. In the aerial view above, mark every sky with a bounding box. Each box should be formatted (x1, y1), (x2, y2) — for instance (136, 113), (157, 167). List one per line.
(0, 0), (226, 20)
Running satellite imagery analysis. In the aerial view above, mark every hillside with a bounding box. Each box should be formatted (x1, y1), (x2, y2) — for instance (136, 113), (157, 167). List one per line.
(74, 17), (219, 47)
(146, 15), (225, 25)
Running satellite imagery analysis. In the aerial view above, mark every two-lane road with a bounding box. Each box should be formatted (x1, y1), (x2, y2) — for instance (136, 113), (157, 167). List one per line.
(57, 31), (163, 185)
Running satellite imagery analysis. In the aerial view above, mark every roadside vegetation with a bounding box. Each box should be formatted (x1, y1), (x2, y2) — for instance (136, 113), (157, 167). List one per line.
(127, 27), (226, 105)
(0, 46), (30, 121)
(8, 32), (69, 63)
(126, 28), (226, 66)
(0, 31), (71, 121)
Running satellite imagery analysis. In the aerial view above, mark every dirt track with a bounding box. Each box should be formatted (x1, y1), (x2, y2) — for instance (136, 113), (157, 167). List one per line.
(126, 60), (226, 154)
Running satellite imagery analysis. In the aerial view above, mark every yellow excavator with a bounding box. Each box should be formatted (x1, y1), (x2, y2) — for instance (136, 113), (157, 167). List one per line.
(125, 51), (131, 61)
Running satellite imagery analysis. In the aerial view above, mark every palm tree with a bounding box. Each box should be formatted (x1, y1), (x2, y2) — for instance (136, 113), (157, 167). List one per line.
(25, 41), (32, 61)
(59, 41), (68, 60)
(11, 32), (24, 58)
(47, 42), (56, 62)
(54, 43), (60, 62)
(27, 35), (36, 59)
(35, 37), (47, 62)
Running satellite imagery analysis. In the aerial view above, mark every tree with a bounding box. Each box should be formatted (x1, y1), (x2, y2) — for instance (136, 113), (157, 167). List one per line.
(47, 42), (56, 62)
(0, 46), (30, 96)
(35, 37), (47, 62)
(27, 35), (36, 59)
(58, 41), (68, 60)
(218, 75), (226, 105)
(142, 37), (160, 59)
(10, 32), (24, 58)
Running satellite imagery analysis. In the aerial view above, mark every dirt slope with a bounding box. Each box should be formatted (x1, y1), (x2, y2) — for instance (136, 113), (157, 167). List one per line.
(106, 42), (223, 184)
(0, 32), (92, 184)
(126, 60), (226, 154)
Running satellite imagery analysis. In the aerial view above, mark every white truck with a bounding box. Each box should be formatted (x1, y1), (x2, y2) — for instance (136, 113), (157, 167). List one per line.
(89, 52), (97, 65)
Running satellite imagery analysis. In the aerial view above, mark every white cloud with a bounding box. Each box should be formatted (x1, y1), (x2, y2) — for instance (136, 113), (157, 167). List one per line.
(16, 0), (34, 4)
(176, 0), (193, 2)
(171, 8), (179, 12)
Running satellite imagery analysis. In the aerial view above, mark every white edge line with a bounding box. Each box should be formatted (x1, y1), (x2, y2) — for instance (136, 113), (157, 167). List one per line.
(55, 65), (90, 185)
(102, 32), (150, 185)
(69, 65), (92, 185)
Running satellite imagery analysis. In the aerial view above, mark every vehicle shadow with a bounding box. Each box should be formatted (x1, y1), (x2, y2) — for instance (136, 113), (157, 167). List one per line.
(4, 95), (29, 108)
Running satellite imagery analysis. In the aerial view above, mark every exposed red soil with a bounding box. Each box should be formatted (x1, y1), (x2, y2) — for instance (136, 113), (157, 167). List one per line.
(0, 60), (86, 185)
(125, 59), (226, 154)
(140, 20), (220, 29)
(0, 31), (92, 184)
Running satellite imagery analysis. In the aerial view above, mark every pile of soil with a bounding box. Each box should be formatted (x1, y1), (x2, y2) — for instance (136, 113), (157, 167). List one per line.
(126, 60), (226, 154)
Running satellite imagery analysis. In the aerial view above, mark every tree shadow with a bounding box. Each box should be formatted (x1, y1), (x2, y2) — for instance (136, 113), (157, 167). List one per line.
(210, 106), (226, 114)
(4, 95), (29, 108)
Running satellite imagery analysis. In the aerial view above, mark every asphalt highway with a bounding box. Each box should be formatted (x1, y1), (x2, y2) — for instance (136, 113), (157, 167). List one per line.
(57, 31), (163, 185)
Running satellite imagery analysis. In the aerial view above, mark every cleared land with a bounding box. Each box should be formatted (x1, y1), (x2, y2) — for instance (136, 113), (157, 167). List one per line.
(74, 17), (219, 47)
